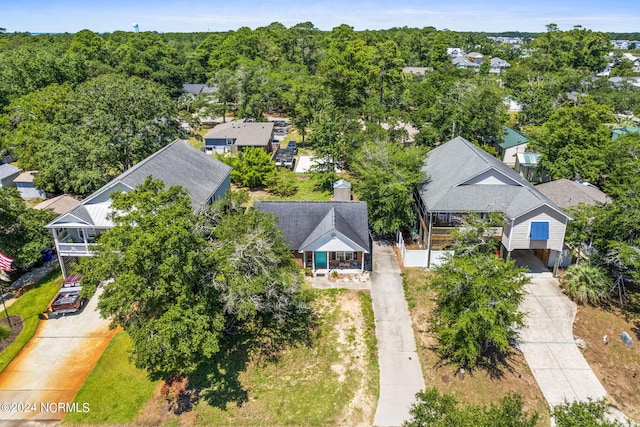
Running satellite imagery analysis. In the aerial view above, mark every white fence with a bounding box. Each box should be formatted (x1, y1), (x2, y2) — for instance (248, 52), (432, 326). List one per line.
(396, 232), (452, 268)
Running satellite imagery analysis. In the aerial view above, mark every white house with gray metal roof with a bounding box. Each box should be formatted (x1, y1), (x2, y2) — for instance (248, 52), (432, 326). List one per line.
(254, 200), (370, 275)
(46, 139), (231, 277)
(415, 137), (571, 271)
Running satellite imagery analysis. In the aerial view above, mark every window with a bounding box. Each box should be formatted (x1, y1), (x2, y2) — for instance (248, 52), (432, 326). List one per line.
(335, 252), (356, 261)
(530, 221), (549, 240)
(226, 138), (234, 145)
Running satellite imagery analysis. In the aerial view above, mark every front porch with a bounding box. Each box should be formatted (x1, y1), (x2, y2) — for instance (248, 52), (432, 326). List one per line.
(301, 251), (368, 275)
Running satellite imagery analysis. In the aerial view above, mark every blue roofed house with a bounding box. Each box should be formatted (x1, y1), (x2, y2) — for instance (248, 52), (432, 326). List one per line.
(46, 139), (232, 278)
(611, 127), (640, 139)
(415, 137), (571, 273)
(254, 198), (371, 275)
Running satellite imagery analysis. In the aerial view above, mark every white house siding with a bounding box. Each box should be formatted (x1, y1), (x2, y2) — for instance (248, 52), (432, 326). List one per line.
(502, 143), (528, 166)
(463, 170), (518, 186)
(507, 206), (568, 252)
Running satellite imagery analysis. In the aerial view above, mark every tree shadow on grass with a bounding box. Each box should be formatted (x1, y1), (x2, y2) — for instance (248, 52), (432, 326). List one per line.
(185, 311), (317, 411)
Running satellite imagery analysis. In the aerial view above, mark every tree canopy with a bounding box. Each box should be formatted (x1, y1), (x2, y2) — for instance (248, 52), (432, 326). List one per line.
(77, 178), (311, 378)
(0, 187), (55, 269)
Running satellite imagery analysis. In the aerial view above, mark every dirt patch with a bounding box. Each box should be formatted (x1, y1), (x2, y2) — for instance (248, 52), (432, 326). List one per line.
(333, 291), (376, 427)
(135, 383), (177, 426)
(0, 315), (24, 352)
(573, 300), (640, 422)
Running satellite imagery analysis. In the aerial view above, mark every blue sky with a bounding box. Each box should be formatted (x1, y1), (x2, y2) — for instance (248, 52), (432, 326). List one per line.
(2, 0), (639, 34)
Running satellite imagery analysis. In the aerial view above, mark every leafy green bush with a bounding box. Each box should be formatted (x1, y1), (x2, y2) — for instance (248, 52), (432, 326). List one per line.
(562, 263), (611, 305)
(404, 387), (538, 427)
(265, 168), (298, 196)
(551, 398), (627, 427)
(0, 325), (11, 341)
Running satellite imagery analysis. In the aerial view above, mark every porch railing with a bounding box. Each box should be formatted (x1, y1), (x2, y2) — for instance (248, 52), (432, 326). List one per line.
(57, 242), (93, 256)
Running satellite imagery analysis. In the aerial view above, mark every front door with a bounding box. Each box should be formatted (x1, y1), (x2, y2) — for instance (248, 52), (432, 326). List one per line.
(315, 252), (327, 269)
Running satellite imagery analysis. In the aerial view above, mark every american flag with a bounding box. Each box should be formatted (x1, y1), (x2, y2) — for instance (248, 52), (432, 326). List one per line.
(0, 252), (14, 272)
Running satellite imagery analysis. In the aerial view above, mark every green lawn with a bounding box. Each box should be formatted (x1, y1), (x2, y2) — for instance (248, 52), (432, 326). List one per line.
(63, 290), (378, 426)
(0, 269), (61, 373)
(64, 331), (160, 424)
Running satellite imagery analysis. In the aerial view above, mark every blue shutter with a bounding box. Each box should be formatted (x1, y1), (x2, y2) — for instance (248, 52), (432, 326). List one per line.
(530, 222), (549, 240)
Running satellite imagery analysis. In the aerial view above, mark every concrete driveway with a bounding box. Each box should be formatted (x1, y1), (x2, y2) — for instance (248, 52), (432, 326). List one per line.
(513, 251), (608, 406)
(370, 240), (425, 427)
(0, 287), (116, 422)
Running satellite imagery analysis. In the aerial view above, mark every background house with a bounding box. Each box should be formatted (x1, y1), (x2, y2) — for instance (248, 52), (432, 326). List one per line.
(255, 184), (370, 275)
(497, 126), (530, 166)
(535, 179), (611, 209)
(0, 163), (21, 188)
(47, 139), (231, 277)
(490, 57), (511, 74)
(415, 137), (571, 272)
(514, 152), (548, 183)
(203, 119), (275, 154)
(13, 171), (46, 199)
(34, 194), (81, 215)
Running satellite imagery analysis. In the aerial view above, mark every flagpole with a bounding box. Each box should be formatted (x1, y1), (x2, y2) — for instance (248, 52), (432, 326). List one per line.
(0, 284), (11, 328)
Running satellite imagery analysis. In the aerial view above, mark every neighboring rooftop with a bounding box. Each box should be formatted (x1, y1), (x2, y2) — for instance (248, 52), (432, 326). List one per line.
(418, 136), (568, 220)
(13, 170), (38, 184)
(48, 140), (232, 228)
(182, 83), (217, 94)
(535, 179), (611, 209)
(204, 120), (274, 147)
(499, 126), (530, 149)
(0, 163), (21, 181)
(254, 200), (370, 252)
(34, 194), (81, 214)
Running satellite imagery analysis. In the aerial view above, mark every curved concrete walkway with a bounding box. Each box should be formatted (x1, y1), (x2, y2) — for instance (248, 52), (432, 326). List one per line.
(0, 287), (116, 423)
(370, 240), (424, 427)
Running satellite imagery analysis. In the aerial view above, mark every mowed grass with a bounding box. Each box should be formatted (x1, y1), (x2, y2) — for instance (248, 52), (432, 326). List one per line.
(193, 290), (377, 426)
(62, 290), (378, 426)
(0, 269), (61, 373)
(64, 331), (160, 424)
(402, 268), (550, 426)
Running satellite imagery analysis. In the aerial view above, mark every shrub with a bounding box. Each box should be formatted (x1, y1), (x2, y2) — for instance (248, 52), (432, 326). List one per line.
(562, 263), (611, 305)
(0, 325), (11, 341)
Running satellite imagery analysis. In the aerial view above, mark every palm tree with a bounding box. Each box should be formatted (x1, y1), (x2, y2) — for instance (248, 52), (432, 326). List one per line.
(562, 263), (611, 305)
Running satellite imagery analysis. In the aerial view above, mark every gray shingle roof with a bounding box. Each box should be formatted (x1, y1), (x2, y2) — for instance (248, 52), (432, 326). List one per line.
(535, 179), (611, 209)
(116, 139), (231, 211)
(49, 140), (231, 227)
(0, 163), (21, 181)
(254, 201), (370, 252)
(418, 137), (569, 220)
(203, 120), (274, 147)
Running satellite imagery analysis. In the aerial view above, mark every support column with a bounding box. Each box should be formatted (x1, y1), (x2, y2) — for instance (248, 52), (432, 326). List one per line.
(552, 249), (561, 277)
(426, 212), (433, 268)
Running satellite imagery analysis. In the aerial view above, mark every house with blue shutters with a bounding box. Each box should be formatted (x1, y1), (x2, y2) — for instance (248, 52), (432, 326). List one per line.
(415, 137), (571, 273)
